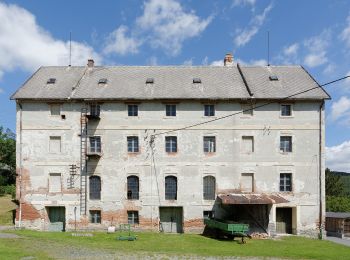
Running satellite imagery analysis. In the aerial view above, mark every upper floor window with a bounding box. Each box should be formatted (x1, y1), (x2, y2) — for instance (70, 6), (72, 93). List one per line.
(90, 210), (101, 223)
(89, 136), (101, 153)
(128, 104), (138, 117)
(127, 176), (139, 200)
(280, 136), (292, 153)
(280, 173), (292, 191)
(49, 173), (61, 193)
(242, 136), (254, 154)
(49, 136), (61, 153)
(165, 176), (177, 200)
(242, 103), (253, 116)
(166, 104), (176, 117)
(89, 176), (101, 200)
(203, 176), (216, 200)
(50, 104), (61, 116)
(90, 104), (100, 117)
(281, 104), (292, 116)
(165, 136), (177, 153)
(204, 104), (215, 116)
(127, 136), (139, 153)
(203, 136), (216, 153)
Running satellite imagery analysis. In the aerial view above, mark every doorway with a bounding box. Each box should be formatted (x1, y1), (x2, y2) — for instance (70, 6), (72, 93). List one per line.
(47, 207), (66, 232)
(159, 207), (183, 233)
(276, 207), (292, 234)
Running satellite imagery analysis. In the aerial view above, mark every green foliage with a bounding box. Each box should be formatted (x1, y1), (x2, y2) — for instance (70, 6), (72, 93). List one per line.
(325, 168), (345, 196)
(326, 196), (350, 212)
(0, 126), (16, 186)
(0, 185), (16, 199)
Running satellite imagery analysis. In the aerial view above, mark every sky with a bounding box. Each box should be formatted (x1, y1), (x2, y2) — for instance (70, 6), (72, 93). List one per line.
(0, 0), (349, 172)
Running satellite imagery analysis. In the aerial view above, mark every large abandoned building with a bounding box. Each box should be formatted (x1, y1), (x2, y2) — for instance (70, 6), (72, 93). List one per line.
(11, 54), (330, 236)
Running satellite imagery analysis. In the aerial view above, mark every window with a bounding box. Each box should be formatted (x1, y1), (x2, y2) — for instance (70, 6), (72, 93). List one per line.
(242, 136), (254, 153)
(165, 176), (177, 200)
(269, 75), (278, 81)
(127, 176), (139, 200)
(203, 176), (216, 200)
(127, 136), (139, 153)
(98, 78), (107, 84)
(90, 210), (101, 223)
(241, 173), (254, 192)
(165, 136), (177, 153)
(90, 104), (100, 117)
(49, 136), (61, 153)
(128, 211), (139, 224)
(204, 105), (215, 116)
(128, 104), (138, 116)
(203, 136), (216, 153)
(193, 78), (201, 84)
(280, 136), (292, 153)
(146, 78), (154, 84)
(281, 104), (292, 116)
(242, 103), (253, 116)
(89, 176), (101, 200)
(280, 173), (292, 191)
(166, 104), (176, 116)
(89, 136), (101, 153)
(49, 173), (61, 192)
(50, 104), (61, 116)
(203, 211), (214, 220)
(47, 78), (56, 84)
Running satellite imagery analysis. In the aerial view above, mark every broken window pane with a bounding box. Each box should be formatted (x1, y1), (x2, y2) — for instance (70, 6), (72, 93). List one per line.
(203, 176), (216, 200)
(127, 176), (139, 200)
(165, 176), (177, 200)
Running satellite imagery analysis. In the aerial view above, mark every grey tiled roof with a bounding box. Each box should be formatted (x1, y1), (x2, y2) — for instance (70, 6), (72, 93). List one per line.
(326, 212), (350, 219)
(11, 65), (330, 100)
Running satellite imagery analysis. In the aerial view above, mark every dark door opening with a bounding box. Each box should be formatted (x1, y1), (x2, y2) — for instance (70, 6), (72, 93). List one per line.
(47, 206), (66, 232)
(159, 207), (183, 233)
(276, 207), (292, 234)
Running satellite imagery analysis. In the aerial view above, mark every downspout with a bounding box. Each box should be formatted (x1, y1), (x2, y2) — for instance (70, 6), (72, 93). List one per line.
(18, 102), (23, 228)
(319, 100), (325, 239)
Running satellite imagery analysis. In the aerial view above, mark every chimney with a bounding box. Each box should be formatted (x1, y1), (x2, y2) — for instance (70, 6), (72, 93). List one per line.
(224, 53), (233, 67)
(87, 59), (94, 68)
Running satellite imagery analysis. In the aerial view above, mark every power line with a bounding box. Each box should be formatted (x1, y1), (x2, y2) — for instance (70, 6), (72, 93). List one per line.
(152, 75), (349, 137)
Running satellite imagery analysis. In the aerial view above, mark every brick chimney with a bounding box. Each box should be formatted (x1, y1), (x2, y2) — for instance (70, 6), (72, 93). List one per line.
(87, 59), (94, 68)
(224, 53), (233, 67)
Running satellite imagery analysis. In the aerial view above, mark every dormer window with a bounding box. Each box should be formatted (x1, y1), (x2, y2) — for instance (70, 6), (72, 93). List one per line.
(47, 78), (56, 84)
(269, 75), (278, 81)
(146, 78), (154, 84)
(193, 78), (201, 84)
(98, 78), (108, 84)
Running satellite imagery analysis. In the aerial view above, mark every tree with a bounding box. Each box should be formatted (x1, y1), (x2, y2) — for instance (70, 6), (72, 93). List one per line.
(325, 168), (345, 197)
(0, 127), (16, 186)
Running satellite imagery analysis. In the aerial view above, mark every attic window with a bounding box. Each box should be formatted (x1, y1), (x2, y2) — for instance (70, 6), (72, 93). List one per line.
(269, 75), (278, 81)
(47, 78), (56, 84)
(193, 78), (201, 84)
(98, 78), (108, 84)
(146, 78), (154, 84)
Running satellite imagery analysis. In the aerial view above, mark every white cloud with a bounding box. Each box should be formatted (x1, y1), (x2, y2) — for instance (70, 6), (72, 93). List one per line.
(283, 43), (299, 56)
(340, 14), (350, 48)
(0, 3), (101, 75)
(236, 58), (267, 66)
(147, 56), (158, 66)
(329, 96), (350, 122)
(234, 3), (273, 47)
(326, 140), (350, 172)
(183, 58), (193, 66)
(136, 0), (212, 56)
(202, 56), (209, 65)
(303, 30), (330, 68)
(232, 0), (256, 9)
(104, 26), (141, 55)
(210, 60), (224, 66)
(0, 88), (4, 94)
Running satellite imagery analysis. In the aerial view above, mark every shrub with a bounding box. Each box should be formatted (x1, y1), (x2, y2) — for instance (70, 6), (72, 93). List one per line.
(0, 185), (16, 199)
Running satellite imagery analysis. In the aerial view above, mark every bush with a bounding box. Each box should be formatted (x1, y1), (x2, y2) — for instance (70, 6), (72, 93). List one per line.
(0, 185), (16, 199)
(0, 186), (5, 196)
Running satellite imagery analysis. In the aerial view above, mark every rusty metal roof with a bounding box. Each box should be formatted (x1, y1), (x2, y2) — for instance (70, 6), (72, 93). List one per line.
(218, 193), (289, 205)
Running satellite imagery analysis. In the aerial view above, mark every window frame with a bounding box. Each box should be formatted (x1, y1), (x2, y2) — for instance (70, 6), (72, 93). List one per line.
(165, 136), (177, 153)
(203, 210), (215, 220)
(280, 104), (292, 117)
(128, 104), (138, 117)
(204, 104), (215, 117)
(49, 136), (61, 153)
(127, 136), (139, 153)
(127, 211), (139, 225)
(203, 175), (216, 200)
(241, 136), (254, 154)
(127, 175), (139, 200)
(280, 136), (292, 153)
(89, 104), (101, 117)
(203, 136), (216, 153)
(165, 175), (177, 200)
(49, 104), (61, 116)
(165, 104), (176, 117)
(280, 173), (292, 192)
(89, 210), (101, 224)
(89, 136), (101, 153)
(89, 176), (101, 200)
(241, 103), (254, 116)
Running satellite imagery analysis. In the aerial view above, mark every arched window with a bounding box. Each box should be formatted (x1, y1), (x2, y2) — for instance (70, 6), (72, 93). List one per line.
(203, 176), (216, 200)
(89, 176), (101, 200)
(127, 176), (139, 200)
(165, 176), (177, 200)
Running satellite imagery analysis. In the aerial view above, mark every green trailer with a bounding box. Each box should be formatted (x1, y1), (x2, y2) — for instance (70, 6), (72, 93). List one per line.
(204, 218), (250, 243)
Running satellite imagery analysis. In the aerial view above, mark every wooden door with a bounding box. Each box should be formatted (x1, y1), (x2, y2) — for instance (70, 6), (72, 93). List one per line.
(276, 208), (292, 234)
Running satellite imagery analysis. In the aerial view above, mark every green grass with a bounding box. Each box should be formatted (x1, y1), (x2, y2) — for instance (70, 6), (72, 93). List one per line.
(1, 230), (350, 259)
(0, 195), (16, 225)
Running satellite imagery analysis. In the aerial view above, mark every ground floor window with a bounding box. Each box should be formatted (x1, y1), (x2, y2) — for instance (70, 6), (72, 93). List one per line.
(128, 211), (139, 224)
(203, 210), (214, 219)
(89, 210), (101, 224)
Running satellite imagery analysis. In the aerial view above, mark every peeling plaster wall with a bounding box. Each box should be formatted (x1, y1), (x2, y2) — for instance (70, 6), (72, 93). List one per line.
(15, 100), (325, 236)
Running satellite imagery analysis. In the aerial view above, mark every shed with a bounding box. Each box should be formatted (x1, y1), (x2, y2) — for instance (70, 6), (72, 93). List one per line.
(325, 212), (350, 238)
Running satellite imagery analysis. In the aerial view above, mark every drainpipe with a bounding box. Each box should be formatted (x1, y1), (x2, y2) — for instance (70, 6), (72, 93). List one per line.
(318, 100), (325, 239)
(18, 102), (23, 228)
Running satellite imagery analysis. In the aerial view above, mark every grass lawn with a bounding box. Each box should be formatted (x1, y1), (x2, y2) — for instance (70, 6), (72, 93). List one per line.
(0, 195), (16, 225)
(1, 230), (350, 259)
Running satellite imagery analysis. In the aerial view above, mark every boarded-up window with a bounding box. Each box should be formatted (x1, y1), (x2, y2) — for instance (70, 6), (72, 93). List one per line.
(241, 173), (254, 192)
(242, 104), (253, 116)
(242, 136), (254, 153)
(49, 136), (61, 153)
(50, 104), (61, 116)
(49, 173), (61, 192)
